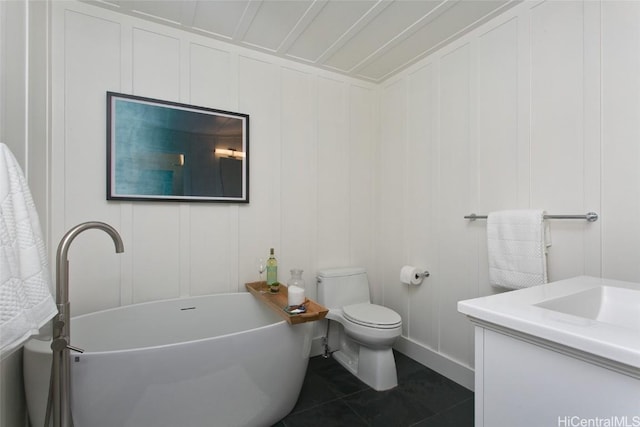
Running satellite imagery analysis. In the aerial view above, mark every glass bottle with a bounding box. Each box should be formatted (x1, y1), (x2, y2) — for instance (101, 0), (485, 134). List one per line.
(266, 248), (279, 293)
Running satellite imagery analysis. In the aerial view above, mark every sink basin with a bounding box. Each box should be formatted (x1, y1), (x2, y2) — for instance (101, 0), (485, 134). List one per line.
(459, 276), (640, 370)
(536, 286), (640, 331)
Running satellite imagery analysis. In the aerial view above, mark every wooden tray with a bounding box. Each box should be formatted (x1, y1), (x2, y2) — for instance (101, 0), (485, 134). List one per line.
(245, 281), (328, 325)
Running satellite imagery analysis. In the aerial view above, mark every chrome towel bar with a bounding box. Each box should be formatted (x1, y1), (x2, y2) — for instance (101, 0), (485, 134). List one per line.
(464, 212), (599, 222)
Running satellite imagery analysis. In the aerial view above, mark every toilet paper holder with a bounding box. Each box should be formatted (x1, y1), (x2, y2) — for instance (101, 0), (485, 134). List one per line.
(400, 265), (430, 285)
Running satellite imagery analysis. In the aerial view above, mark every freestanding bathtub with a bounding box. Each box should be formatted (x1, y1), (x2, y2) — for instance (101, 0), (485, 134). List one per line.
(24, 292), (313, 427)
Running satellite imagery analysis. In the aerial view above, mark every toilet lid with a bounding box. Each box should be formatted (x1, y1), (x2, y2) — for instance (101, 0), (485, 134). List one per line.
(343, 303), (402, 329)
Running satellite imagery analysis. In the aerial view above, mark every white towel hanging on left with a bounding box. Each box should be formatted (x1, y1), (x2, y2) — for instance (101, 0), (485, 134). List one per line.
(0, 143), (57, 357)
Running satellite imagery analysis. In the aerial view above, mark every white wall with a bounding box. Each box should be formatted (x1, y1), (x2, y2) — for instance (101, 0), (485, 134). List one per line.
(1, 1), (49, 425)
(47, 1), (378, 320)
(0, 4), (26, 425)
(379, 0), (640, 388)
(0, 0), (27, 163)
(4, 0), (640, 423)
(4, 2), (378, 425)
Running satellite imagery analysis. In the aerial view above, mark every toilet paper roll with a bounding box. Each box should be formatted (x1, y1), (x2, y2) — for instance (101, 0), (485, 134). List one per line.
(400, 265), (423, 285)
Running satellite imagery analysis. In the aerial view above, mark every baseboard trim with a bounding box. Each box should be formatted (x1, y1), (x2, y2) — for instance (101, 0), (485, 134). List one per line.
(311, 335), (474, 391)
(394, 336), (475, 391)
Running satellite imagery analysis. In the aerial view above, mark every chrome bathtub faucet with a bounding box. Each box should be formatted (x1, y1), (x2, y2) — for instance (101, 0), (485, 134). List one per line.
(51, 222), (124, 427)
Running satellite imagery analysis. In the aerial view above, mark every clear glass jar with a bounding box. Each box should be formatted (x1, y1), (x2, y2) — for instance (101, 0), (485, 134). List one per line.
(287, 268), (304, 289)
(287, 269), (305, 289)
(287, 269), (305, 307)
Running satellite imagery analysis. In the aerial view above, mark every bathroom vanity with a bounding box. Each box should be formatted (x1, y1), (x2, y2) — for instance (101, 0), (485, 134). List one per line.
(458, 276), (640, 427)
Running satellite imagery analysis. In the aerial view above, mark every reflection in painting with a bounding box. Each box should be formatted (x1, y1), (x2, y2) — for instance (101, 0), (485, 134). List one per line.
(107, 92), (249, 202)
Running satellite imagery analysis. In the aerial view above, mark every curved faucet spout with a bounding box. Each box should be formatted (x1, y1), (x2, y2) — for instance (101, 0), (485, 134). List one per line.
(55, 221), (124, 304)
(52, 221), (124, 427)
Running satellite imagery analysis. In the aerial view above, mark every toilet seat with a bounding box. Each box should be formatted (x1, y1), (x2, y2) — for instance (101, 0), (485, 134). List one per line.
(343, 303), (402, 329)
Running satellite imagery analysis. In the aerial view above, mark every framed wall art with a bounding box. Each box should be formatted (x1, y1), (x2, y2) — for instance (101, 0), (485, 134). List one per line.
(107, 92), (249, 203)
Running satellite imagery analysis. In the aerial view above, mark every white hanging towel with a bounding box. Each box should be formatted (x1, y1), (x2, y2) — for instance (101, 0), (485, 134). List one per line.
(0, 143), (57, 357)
(487, 209), (551, 290)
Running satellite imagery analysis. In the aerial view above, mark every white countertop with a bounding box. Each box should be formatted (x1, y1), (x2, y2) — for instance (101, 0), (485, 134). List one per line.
(458, 276), (640, 370)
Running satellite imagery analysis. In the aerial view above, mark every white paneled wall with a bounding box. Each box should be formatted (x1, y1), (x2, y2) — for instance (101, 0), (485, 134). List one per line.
(43, 9), (379, 410)
(405, 62), (437, 346)
(476, 18), (518, 215)
(380, 0), (640, 388)
(1, 2), (49, 425)
(347, 85), (377, 276)
(4, 4), (640, 424)
(475, 17), (519, 286)
(376, 78), (407, 327)
(40, 0), (640, 392)
(436, 43), (476, 367)
(49, 1), (377, 318)
(601, 1), (640, 282)
(318, 77), (349, 268)
(52, 8), (124, 314)
(280, 68), (316, 280)
(237, 56), (281, 286)
(530, 1), (589, 281)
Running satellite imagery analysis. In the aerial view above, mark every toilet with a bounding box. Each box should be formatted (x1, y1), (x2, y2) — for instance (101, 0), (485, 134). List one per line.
(317, 267), (402, 391)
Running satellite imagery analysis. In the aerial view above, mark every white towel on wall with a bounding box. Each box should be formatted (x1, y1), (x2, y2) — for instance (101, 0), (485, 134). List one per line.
(487, 209), (551, 290)
(0, 143), (57, 357)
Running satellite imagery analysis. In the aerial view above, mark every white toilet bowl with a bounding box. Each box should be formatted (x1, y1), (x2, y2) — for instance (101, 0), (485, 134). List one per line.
(317, 268), (402, 391)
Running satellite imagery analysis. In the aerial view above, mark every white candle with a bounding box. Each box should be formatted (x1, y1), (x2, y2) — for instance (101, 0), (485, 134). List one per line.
(288, 285), (305, 306)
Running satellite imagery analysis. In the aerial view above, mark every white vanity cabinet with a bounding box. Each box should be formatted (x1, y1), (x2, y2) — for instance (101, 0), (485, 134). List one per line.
(473, 324), (640, 427)
(458, 276), (640, 427)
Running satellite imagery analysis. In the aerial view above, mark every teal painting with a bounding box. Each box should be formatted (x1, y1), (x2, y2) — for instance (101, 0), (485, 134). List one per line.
(107, 92), (249, 203)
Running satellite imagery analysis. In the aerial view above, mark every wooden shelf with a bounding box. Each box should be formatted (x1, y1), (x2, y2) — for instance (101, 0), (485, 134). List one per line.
(245, 281), (328, 325)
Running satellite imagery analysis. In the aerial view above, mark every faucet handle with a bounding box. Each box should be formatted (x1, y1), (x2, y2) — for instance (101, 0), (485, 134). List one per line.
(51, 337), (84, 353)
(66, 344), (84, 353)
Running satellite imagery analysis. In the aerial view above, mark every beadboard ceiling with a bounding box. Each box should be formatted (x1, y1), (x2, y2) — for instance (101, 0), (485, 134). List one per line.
(87, 0), (519, 83)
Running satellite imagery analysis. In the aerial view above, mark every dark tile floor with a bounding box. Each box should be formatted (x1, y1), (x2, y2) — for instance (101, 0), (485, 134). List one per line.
(273, 351), (474, 427)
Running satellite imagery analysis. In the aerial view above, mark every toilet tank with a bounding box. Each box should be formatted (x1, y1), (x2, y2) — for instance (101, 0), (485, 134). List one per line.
(317, 267), (370, 309)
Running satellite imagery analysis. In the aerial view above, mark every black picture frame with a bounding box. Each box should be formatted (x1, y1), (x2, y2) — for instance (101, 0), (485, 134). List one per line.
(107, 91), (249, 203)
